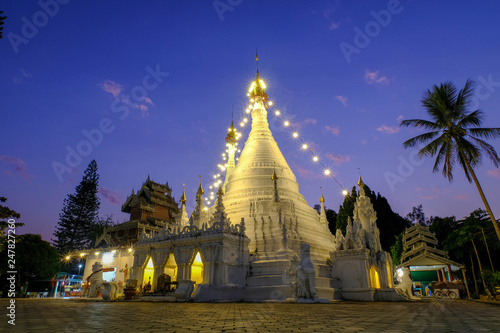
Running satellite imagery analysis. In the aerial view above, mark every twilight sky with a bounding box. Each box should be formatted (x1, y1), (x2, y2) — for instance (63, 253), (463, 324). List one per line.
(1, 0), (499, 242)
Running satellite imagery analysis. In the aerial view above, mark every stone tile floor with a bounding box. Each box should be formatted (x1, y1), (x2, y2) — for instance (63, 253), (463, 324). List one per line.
(1, 298), (499, 332)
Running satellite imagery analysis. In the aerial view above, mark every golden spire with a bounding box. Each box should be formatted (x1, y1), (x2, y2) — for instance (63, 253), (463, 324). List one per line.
(358, 169), (365, 187)
(320, 187), (325, 203)
(197, 176), (204, 197)
(226, 118), (237, 145)
(248, 53), (268, 103)
(217, 185), (224, 196)
(272, 168), (279, 180)
(180, 184), (187, 205)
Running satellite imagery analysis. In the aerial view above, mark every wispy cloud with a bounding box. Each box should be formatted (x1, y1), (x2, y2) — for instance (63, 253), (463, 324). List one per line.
(324, 125), (340, 135)
(326, 153), (350, 165)
(457, 194), (469, 200)
(329, 21), (340, 30)
(13, 69), (33, 84)
(98, 80), (154, 117)
(291, 162), (322, 180)
(20, 69), (32, 78)
(336, 95), (348, 107)
(377, 125), (399, 134)
(98, 80), (123, 99)
(303, 118), (317, 125)
(360, 139), (367, 145)
(364, 69), (390, 85)
(98, 187), (123, 205)
(487, 169), (500, 179)
(377, 115), (403, 134)
(0, 155), (32, 180)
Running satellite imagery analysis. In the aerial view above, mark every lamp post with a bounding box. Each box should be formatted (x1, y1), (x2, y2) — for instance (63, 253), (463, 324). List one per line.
(78, 264), (83, 276)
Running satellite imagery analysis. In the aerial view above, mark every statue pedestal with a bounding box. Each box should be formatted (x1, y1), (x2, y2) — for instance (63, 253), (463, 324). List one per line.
(174, 280), (194, 302)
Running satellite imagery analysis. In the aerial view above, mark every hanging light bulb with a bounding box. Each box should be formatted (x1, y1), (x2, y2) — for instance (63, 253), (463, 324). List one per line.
(292, 132), (299, 138)
(243, 118), (248, 123)
(268, 101), (273, 106)
(302, 144), (308, 150)
(240, 122), (245, 127)
(284, 121), (290, 127)
(342, 189), (349, 196)
(275, 110), (281, 116)
(313, 156), (319, 162)
(324, 169), (331, 175)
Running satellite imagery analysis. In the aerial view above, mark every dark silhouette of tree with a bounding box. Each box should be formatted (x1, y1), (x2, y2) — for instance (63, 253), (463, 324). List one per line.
(53, 160), (100, 254)
(407, 204), (427, 226)
(0, 12), (6, 39)
(401, 79), (500, 241)
(0, 196), (23, 236)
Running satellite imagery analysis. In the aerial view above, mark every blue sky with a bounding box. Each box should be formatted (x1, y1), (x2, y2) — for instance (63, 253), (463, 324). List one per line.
(1, 0), (499, 242)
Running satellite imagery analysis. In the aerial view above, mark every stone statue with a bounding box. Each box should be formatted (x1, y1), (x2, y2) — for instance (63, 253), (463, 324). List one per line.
(396, 267), (414, 299)
(87, 262), (104, 298)
(296, 243), (316, 299)
(285, 255), (299, 298)
(102, 281), (120, 301)
(120, 263), (129, 283)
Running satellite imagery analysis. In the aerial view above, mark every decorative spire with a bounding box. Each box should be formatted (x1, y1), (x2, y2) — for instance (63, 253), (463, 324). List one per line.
(320, 187), (325, 203)
(226, 119), (237, 145)
(197, 176), (204, 197)
(358, 169), (365, 187)
(180, 184), (187, 205)
(248, 53), (268, 104)
(272, 168), (279, 180)
(217, 185), (224, 196)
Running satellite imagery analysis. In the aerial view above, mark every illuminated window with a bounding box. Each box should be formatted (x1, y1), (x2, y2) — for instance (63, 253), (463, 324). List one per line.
(164, 254), (178, 282)
(190, 252), (204, 285)
(370, 265), (381, 289)
(143, 257), (154, 289)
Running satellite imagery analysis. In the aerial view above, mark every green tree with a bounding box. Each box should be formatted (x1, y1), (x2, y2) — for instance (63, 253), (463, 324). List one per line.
(89, 214), (115, 248)
(429, 215), (457, 247)
(401, 79), (500, 241)
(53, 160), (100, 254)
(390, 233), (404, 266)
(0, 197), (23, 236)
(1, 234), (60, 296)
(336, 186), (357, 235)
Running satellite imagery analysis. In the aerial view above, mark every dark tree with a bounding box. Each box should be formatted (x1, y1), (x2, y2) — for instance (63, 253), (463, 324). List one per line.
(407, 204), (427, 226)
(390, 233), (404, 266)
(53, 160), (100, 254)
(0, 12), (6, 39)
(88, 214), (115, 248)
(0, 234), (60, 296)
(0, 196), (23, 236)
(336, 186), (357, 235)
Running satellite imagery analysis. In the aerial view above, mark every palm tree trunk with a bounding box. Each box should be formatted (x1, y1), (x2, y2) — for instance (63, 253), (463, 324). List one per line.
(482, 227), (495, 272)
(470, 251), (479, 296)
(471, 238), (490, 295)
(460, 150), (500, 241)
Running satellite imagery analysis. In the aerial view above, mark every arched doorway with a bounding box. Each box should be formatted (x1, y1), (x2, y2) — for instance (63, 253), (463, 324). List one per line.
(143, 257), (154, 291)
(190, 251), (204, 285)
(164, 254), (178, 282)
(370, 265), (381, 289)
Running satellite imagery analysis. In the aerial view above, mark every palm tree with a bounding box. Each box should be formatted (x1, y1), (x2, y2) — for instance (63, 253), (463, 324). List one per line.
(400, 79), (500, 241)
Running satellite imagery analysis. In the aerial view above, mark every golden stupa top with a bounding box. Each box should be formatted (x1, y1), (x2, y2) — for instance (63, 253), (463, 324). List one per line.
(358, 174), (365, 187)
(271, 168), (279, 180)
(226, 121), (237, 145)
(197, 179), (204, 197)
(320, 192), (325, 203)
(180, 188), (187, 205)
(248, 54), (268, 102)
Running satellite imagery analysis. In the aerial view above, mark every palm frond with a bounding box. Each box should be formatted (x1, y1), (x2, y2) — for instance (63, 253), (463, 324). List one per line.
(433, 142), (448, 173)
(455, 136), (481, 168)
(442, 141), (455, 181)
(402, 131), (441, 148)
(469, 137), (500, 167)
(469, 127), (500, 140)
(418, 134), (447, 158)
(454, 79), (475, 116)
(400, 119), (441, 130)
(456, 147), (473, 183)
(457, 110), (483, 128)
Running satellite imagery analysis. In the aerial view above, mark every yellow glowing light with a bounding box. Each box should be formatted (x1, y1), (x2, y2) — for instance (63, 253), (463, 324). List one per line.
(203, 207), (208, 211)
(95, 252), (100, 256)
(292, 132), (299, 138)
(342, 190), (349, 196)
(248, 82), (255, 93)
(250, 98), (254, 102)
(313, 156), (319, 162)
(275, 110), (281, 116)
(213, 182), (218, 187)
(240, 122), (244, 127)
(146, 257), (154, 269)
(128, 248), (133, 253)
(80, 253), (85, 257)
(302, 144), (308, 150)
(243, 118), (248, 123)
(284, 121), (290, 127)
(65, 256), (70, 260)
(268, 101), (273, 106)
(259, 79), (266, 89)
(207, 201), (211, 205)
(246, 109), (251, 113)
(324, 169), (331, 175)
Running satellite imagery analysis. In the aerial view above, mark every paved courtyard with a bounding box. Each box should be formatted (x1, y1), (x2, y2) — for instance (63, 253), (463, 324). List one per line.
(1, 298), (499, 332)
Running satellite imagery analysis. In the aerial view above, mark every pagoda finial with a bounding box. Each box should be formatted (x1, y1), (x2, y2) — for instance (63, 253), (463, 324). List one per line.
(197, 176), (204, 197)
(358, 168), (365, 187)
(256, 47), (259, 72)
(272, 167), (278, 180)
(320, 187), (325, 203)
(180, 184), (187, 205)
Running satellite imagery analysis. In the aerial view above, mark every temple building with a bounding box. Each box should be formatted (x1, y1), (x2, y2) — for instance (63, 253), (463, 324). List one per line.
(79, 58), (403, 302)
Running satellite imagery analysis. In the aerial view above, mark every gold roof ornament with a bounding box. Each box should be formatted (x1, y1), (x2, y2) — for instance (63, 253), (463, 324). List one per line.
(197, 176), (204, 197)
(320, 187), (325, 203)
(180, 184), (187, 205)
(358, 170), (365, 187)
(272, 168), (279, 180)
(248, 52), (268, 105)
(226, 120), (237, 145)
